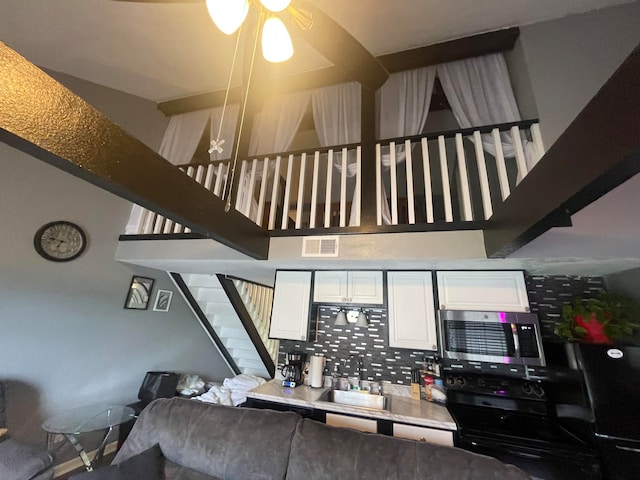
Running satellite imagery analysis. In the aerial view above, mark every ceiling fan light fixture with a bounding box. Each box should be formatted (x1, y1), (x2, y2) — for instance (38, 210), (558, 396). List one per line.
(259, 0), (291, 13)
(206, 0), (250, 35)
(262, 16), (293, 63)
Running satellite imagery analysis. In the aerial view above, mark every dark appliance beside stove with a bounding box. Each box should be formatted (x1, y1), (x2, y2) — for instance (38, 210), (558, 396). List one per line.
(445, 372), (601, 480)
(576, 344), (640, 480)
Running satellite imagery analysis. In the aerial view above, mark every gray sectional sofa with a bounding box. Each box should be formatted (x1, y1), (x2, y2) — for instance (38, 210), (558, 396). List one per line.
(0, 382), (54, 480)
(112, 397), (530, 480)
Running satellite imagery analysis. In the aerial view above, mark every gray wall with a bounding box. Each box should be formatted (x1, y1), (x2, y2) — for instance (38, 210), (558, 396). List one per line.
(518, 1), (640, 147)
(605, 267), (640, 303)
(0, 72), (233, 449)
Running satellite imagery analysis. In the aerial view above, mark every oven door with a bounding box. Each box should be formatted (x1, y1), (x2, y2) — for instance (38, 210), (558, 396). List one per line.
(457, 433), (601, 480)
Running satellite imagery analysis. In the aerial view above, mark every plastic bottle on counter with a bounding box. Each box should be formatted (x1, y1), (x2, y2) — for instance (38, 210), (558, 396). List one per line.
(431, 378), (447, 404)
(420, 357), (436, 401)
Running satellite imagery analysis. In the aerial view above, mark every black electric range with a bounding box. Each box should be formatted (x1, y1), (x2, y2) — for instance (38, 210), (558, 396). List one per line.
(444, 373), (602, 480)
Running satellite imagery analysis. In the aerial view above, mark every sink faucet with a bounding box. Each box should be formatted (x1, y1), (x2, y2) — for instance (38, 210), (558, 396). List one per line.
(346, 354), (363, 389)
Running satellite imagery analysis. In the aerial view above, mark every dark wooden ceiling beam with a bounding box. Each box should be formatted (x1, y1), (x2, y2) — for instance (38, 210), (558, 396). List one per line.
(377, 27), (519, 73)
(0, 41), (269, 259)
(484, 43), (640, 258)
(157, 27), (519, 116)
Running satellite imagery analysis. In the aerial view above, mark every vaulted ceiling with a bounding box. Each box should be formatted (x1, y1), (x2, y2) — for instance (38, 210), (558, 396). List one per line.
(0, 0), (634, 102)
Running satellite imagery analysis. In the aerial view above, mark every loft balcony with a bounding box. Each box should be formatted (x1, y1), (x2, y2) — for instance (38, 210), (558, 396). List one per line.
(123, 119), (544, 240)
(2, 40), (639, 265)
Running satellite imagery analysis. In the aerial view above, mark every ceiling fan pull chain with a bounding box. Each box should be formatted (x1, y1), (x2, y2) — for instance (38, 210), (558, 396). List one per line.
(210, 21), (244, 159)
(224, 9), (264, 213)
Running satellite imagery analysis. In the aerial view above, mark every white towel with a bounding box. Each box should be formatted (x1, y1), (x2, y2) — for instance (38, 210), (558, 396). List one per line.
(193, 385), (233, 406)
(194, 374), (265, 406)
(224, 374), (266, 406)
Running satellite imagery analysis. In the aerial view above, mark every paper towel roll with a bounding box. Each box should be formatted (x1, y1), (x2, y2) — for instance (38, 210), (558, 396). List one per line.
(309, 354), (325, 388)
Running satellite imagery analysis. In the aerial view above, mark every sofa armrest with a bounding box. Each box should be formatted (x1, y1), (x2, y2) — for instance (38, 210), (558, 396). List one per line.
(115, 398), (301, 480)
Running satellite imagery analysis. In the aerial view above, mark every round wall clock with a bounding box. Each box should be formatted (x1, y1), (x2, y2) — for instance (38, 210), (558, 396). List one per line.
(34, 221), (87, 262)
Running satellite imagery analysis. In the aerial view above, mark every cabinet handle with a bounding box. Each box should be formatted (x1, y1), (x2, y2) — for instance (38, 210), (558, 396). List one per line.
(419, 437), (426, 442)
(525, 306), (530, 312)
(342, 297), (346, 302)
(440, 304), (445, 309)
(301, 335), (306, 340)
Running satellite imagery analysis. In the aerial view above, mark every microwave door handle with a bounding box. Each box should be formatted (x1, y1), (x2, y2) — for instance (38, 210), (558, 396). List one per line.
(511, 323), (521, 359)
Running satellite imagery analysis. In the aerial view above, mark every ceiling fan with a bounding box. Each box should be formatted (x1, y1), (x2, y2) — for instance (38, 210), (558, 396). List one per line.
(113, 0), (389, 91)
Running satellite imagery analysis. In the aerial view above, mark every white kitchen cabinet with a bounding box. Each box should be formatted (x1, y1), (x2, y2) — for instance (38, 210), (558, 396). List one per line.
(325, 413), (378, 433)
(269, 271), (312, 341)
(313, 271), (384, 305)
(436, 271), (529, 312)
(387, 271), (437, 350)
(392, 423), (454, 446)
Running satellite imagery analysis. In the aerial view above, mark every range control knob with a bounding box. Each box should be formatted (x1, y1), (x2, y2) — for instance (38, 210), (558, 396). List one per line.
(533, 385), (545, 397)
(455, 376), (467, 387)
(445, 377), (456, 387)
(522, 383), (533, 395)
(477, 378), (486, 387)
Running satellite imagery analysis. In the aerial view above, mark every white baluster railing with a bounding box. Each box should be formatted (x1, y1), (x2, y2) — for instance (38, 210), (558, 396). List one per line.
(124, 121), (544, 235)
(232, 279), (278, 366)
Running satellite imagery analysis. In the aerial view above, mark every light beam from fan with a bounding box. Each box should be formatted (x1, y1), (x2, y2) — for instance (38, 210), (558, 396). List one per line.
(206, 0), (294, 63)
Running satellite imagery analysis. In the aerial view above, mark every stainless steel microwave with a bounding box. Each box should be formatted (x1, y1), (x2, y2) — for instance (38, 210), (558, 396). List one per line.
(439, 310), (546, 366)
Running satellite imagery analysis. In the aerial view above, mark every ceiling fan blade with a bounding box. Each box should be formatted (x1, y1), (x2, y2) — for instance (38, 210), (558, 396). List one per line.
(286, 0), (389, 91)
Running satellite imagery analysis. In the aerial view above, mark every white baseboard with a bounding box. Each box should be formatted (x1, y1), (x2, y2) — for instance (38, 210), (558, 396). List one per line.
(53, 441), (118, 478)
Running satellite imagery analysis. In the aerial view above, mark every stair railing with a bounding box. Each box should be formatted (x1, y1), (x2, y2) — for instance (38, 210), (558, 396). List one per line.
(217, 275), (278, 377)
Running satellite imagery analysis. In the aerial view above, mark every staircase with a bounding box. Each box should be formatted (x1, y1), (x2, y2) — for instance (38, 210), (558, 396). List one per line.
(180, 273), (277, 379)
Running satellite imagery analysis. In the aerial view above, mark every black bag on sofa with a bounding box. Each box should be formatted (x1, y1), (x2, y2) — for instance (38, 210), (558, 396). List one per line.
(138, 372), (178, 405)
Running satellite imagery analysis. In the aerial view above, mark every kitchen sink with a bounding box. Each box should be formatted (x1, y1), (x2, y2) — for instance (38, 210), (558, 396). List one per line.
(317, 389), (390, 411)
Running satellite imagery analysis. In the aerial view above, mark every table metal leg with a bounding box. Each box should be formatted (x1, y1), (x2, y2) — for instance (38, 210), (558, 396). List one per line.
(63, 426), (114, 472)
(63, 433), (94, 472)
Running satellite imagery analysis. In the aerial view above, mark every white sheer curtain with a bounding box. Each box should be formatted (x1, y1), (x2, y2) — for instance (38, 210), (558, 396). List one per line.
(437, 53), (538, 172)
(124, 109), (211, 233)
(249, 91), (311, 156)
(235, 91), (311, 220)
(312, 82), (361, 223)
(312, 70), (436, 225)
(159, 110), (210, 165)
(377, 66), (437, 153)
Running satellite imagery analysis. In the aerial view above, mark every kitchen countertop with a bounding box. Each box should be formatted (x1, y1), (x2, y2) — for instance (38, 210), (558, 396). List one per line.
(247, 380), (457, 431)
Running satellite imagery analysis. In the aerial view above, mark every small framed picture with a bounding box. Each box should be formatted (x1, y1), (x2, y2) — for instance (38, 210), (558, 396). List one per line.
(124, 276), (154, 310)
(153, 289), (173, 312)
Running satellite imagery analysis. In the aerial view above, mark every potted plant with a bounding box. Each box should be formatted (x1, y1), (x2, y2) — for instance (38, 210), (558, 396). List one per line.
(555, 292), (640, 344)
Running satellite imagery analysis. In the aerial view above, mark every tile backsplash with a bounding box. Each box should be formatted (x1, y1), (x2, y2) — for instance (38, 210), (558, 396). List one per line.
(526, 275), (605, 341)
(278, 305), (431, 385)
(277, 274), (605, 385)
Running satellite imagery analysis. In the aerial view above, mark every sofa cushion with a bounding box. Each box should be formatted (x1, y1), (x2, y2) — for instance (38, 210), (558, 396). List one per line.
(286, 418), (531, 480)
(164, 458), (223, 480)
(114, 398), (300, 480)
(0, 438), (53, 480)
(69, 443), (162, 480)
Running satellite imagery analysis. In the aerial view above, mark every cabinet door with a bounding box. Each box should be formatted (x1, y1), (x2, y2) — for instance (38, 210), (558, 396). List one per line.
(325, 413), (377, 433)
(313, 271), (348, 303)
(348, 271), (384, 305)
(392, 423), (454, 446)
(269, 271), (312, 341)
(436, 271), (529, 312)
(387, 271), (437, 350)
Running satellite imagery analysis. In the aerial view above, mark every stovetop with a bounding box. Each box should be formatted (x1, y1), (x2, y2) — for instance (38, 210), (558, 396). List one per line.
(444, 373), (594, 449)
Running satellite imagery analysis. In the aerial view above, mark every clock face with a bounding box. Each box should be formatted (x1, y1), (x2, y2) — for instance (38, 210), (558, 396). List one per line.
(34, 221), (87, 262)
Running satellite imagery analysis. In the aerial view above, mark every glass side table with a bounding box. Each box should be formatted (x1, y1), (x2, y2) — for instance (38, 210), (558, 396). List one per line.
(42, 404), (135, 471)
